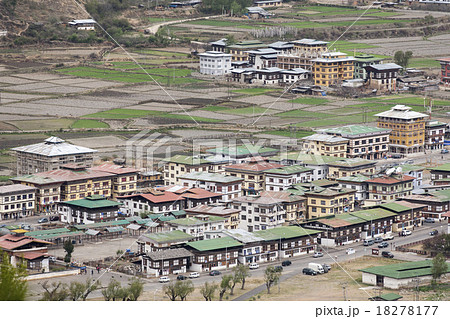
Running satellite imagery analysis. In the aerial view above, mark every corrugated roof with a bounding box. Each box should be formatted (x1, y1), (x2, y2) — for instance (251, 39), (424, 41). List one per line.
(12, 137), (96, 157)
(74, 219), (129, 230)
(139, 230), (194, 244)
(366, 63), (402, 71)
(179, 172), (243, 183)
(0, 184), (36, 194)
(162, 155), (210, 165)
(92, 163), (139, 174)
(268, 152), (343, 165)
(225, 162), (283, 172)
(187, 236), (243, 251)
(106, 226), (124, 233)
(254, 226), (321, 241)
(168, 216), (225, 226)
(265, 165), (312, 175)
(146, 247), (193, 260)
(62, 196), (121, 209)
(430, 163), (450, 172)
(375, 105), (428, 120)
(380, 200), (426, 212)
(302, 133), (348, 143)
(207, 146), (278, 157)
(360, 260), (449, 279)
(319, 124), (390, 137)
(328, 158), (376, 168)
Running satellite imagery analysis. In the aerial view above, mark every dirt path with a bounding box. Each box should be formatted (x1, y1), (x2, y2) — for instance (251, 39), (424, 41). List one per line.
(143, 14), (224, 35)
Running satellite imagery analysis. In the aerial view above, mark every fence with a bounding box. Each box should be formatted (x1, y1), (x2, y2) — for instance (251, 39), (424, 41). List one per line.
(395, 239), (429, 255)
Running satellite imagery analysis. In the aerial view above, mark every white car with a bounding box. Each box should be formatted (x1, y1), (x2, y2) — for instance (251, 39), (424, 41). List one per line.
(346, 248), (355, 255)
(249, 263), (259, 269)
(402, 230), (412, 236)
(159, 276), (170, 283)
(188, 272), (199, 278)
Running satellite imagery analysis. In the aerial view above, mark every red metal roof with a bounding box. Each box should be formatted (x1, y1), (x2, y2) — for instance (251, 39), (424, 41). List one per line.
(14, 251), (47, 260)
(181, 188), (222, 199)
(92, 163), (139, 175)
(0, 235), (51, 251)
(225, 162), (283, 172)
(366, 175), (415, 185)
(35, 167), (114, 182)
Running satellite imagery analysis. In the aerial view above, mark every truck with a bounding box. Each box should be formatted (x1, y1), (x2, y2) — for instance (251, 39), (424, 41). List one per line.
(308, 262), (325, 274)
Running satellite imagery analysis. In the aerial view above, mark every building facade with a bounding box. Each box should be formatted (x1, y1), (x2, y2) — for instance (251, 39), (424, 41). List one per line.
(365, 63), (402, 92)
(58, 195), (122, 224)
(311, 52), (355, 87)
(437, 58), (450, 85)
(198, 51), (232, 75)
(265, 165), (313, 191)
(425, 120), (446, 150)
(302, 134), (348, 158)
(375, 105), (428, 154)
(12, 136), (96, 175)
(0, 184), (36, 220)
(366, 175), (415, 202)
(163, 155), (212, 186)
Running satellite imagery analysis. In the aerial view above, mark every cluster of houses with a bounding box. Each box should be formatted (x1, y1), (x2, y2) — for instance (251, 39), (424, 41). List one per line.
(198, 37), (448, 93)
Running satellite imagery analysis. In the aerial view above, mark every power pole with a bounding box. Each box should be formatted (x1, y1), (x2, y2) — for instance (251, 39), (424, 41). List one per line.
(342, 284), (347, 301)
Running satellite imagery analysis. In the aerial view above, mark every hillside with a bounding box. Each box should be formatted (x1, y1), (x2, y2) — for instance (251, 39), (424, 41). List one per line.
(0, 0), (88, 36)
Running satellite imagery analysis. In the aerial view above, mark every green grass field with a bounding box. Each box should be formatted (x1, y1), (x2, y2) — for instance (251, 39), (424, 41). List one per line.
(133, 49), (188, 57)
(408, 58), (441, 69)
(71, 120), (110, 129)
(232, 88), (282, 95)
(277, 109), (334, 118)
(330, 41), (377, 51)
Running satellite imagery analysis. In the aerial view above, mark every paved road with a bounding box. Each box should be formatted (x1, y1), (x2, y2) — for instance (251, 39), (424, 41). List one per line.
(233, 220), (447, 301)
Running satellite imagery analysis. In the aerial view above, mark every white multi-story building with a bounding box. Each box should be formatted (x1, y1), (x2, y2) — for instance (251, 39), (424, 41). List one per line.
(167, 215), (226, 240)
(178, 172), (243, 202)
(0, 184), (36, 220)
(265, 165), (313, 191)
(232, 195), (285, 232)
(198, 51), (232, 75)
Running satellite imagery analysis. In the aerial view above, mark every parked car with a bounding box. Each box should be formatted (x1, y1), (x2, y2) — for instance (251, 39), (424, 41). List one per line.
(374, 237), (383, 243)
(38, 217), (48, 223)
(322, 264), (331, 271)
(441, 149), (449, 154)
(50, 216), (59, 221)
(188, 272), (199, 278)
(274, 266), (283, 272)
(249, 263), (259, 269)
(405, 160), (414, 164)
(378, 242), (388, 248)
(302, 268), (317, 276)
(429, 229), (439, 236)
(401, 230), (412, 236)
(177, 275), (187, 281)
(424, 218), (435, 223)
(383, 235), (394, 241)
(363, 239), (375, 246)
(313, 251), (324, 258)
(391, 154), (403, 159)
(21, 224), (31, 230)
(159, 276), (170, 283)
(281, 260), (292, 267)
(346, 248), (355, 255)
(209, 270), (221, 276)
(382, 251), (394, 258)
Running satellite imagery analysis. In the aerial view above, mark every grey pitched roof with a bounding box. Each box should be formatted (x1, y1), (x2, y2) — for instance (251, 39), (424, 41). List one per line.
(12, 137), (97, 157)
(146, 248), (193, 260)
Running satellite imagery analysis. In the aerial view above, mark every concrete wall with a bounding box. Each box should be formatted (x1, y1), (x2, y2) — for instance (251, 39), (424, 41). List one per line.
(26, 269), (80, 281)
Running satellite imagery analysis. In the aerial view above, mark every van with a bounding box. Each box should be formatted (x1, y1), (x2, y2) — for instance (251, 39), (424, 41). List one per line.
(363, 239), (374, 246)
(308, 262), (324, 274)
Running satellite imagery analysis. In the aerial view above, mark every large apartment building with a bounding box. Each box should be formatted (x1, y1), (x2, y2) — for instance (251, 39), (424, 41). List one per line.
(304, 187), (356, 219)
(301, 134), (348, 158)
(227, 40), (266, 61)
(319, 125), (391, 160)
(366, 174), (415, 202)
(162, 155), (213, 186)
(12, 136), (96, 175)
(425, 120), (446, 150)
(91, 163), (139, 199)
(311, 52), (355, 87)
(0, 184), (36, 220)
(365, 63), (402, 92)
(375, 105), (428, 154)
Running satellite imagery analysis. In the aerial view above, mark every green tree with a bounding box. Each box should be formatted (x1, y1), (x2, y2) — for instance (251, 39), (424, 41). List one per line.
(264, 266), (282, 294)
(69, 279), (100, 301)
(235, 264), (250, 290)
(40, 281), (68, 301)
(63, 240), (74, 263)
(219, 274), (233, 301)
(0, 252), (28, 300)
(423, 234), (450, 257)
(127, 277), (144, 301)
(200, 282), (218, 301)
(176, 280), (195, 301)
(163, 282), (178, 301)
(102, 279), (122, 301)
(394, 50), (413, 69)
(431, 253), (448, 287)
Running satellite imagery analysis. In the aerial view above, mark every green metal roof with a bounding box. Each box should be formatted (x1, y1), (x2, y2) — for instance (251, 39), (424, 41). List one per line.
(33, 231), (85, 240)
(360, 260), (449, 279)
(430, 163), (450, 172)
(431, 189), (450, 202)
(186, 236), (243, 251)
(207, 146), (278, 157)
(140, 230), (194, 243)
(168, 216), (225, 226)
(254, 226), (321, 241)
(265, 165), (312, 175)
(27, 228), (71, 237)
(320, 124), (389, 136)
(334, 213), (366, 225)
(170, 210), (186, 216)
(73, 219), (129, 230)
(398, 164), (423, 172)
(350, 208), (397, 221)
(378, 293), (403, 301)
(106, 226), (124, 233)
(62, 196), (121, 209)
(379, 202), (413, 213)
(328, 158), (376, 168)
(147, 214), (176, 222)
(268, 152), (343, 165)
(162, 155), (210, 165)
